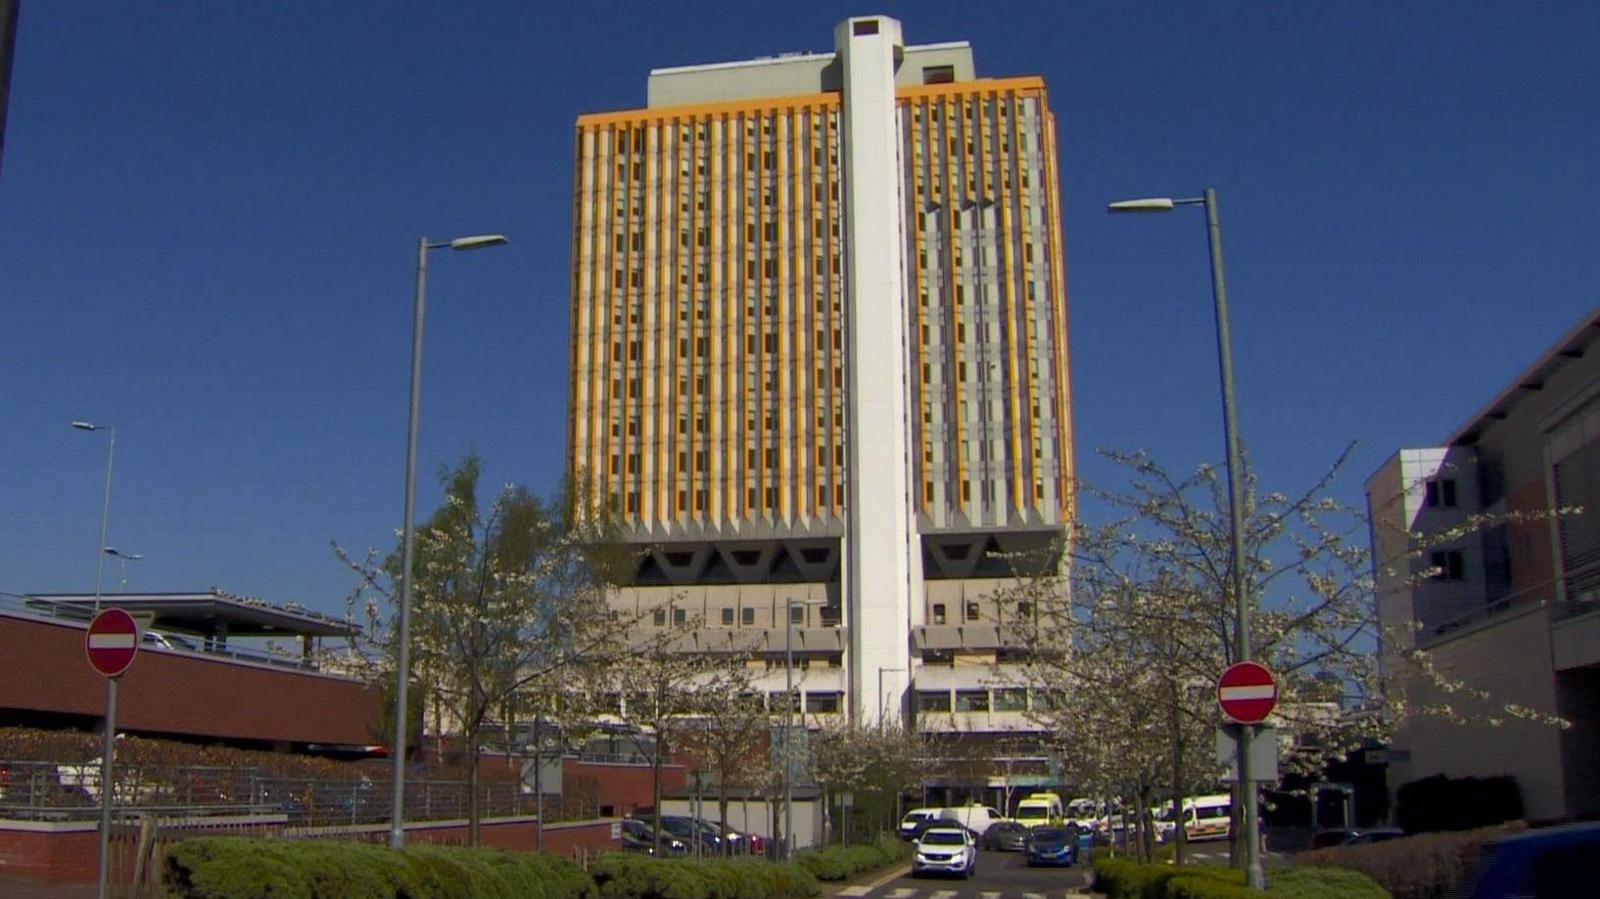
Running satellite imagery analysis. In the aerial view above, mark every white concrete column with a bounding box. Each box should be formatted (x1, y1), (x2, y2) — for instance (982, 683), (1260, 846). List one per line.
(836, 15), (919, 727)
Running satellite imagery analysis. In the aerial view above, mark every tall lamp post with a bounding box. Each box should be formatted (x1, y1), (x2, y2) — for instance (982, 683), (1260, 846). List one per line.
(389, 233), (508, 850)
(71, 420), (117, 899)
(1107, 189), (1261, 890)
(782, 596), (826, 859)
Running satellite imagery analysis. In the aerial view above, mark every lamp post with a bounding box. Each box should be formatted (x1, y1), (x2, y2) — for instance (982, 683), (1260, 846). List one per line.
(1108, 188), (1261, 890)
(71, 420), (117, 899)
(782, 596), (826, 860)
(389, 233), (508, 850)
(104, 547), (144, 593)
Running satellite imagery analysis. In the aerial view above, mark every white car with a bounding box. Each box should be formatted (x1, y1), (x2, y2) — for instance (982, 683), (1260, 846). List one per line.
(898, 807), (943, 840)
(912, 826), (978, 878)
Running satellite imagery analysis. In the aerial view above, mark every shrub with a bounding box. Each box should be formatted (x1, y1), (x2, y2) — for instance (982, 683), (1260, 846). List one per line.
(588, 851), (820, 899)
(793, 833), (906, 882)
(1395, 774), (1522, 834)
(1297, 821), (1523, 899)
(162, 836), (596, 899)
(1267, 867), (1388, 899)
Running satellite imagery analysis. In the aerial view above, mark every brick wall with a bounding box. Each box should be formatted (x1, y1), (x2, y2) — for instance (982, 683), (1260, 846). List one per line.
(0, 612), (383, 746)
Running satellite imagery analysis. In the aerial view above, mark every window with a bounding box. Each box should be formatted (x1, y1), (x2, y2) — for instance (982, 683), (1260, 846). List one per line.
(652, 608), (666, 626)
(932, 603), (946, 625)
(954, 690), (989, 713)
(964, 601), (980, 622)
(922, 64), (955, 85)
(852, 19), (879, 36)
(1430, 550), (1465, 581)
(721, 608), (735, 626)
(768, 690), (801, 713)
(993, 688), (1027, 712)
(917, 690), (951, 713)
(741, 607), (755, 626)
(806, 692), (841, 713)
(1425, 478), (1458, 508)
(790, 605), (805, 624)
(1017, 601), (1034, 619)
(673, 607), (687, 625)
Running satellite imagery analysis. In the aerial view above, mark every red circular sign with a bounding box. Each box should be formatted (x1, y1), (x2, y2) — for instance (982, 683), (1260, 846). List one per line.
(85, 608), (140, 678)
(1217, 661), (1277, 724)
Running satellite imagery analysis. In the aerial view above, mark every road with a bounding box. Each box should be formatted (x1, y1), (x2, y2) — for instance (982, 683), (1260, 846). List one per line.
(837, 847), (1092, 899)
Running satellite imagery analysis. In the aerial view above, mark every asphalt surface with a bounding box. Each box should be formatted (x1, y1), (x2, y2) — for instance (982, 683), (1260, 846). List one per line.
(837, 846), (1092, 899)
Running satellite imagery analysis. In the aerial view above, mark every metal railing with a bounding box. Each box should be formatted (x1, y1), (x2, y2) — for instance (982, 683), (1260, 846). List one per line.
(0, 760), (548, 826)
(0, 592), (337, 674)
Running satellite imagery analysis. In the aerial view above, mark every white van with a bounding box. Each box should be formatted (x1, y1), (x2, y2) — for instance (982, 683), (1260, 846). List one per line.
(1013, 792), (1064, 828)
(1160, 794), (1233, 842)
(939, 804), (1005, 835)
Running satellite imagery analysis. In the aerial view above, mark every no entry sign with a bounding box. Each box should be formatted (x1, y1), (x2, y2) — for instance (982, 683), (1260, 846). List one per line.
(1217, 661), (1277, 724)
(85, 608), (140, 678)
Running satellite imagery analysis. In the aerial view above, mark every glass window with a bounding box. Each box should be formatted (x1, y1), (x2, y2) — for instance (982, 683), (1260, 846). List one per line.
(806, 692), (841, 713)
(993, 688), (1026, 712)
(790, 605), (805, 624)
(916, 691), (951, 712)
(955, 690), (989, 713)
(673, 608), (687, 625)
(721, 608), (735, 626)
(652, 608), (666, 626)
(742, 607), (755, 626)
(932, 603), (947, 625)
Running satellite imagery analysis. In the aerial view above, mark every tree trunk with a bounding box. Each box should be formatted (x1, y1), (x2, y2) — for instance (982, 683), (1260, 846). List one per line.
(651, 739), (664, 854)
(718, 777), (730, 854)
(466, 725), (482, 847)
(1170, 695), (1189, 866)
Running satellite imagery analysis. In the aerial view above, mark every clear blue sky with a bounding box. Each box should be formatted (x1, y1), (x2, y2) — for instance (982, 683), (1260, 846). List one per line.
(2, 1), (1595, 614)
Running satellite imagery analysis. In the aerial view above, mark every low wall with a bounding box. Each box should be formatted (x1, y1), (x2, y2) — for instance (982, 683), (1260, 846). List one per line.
(0, 815), (621, 884)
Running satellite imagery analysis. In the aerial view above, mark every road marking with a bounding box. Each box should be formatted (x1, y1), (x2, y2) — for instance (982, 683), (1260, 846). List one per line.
(1023, 892), (1045, 899)
(886, 889), (915, 899)
(928, 891), (958, 899)
(980, 892), (1002, 899)
(835, 889), (871, 897)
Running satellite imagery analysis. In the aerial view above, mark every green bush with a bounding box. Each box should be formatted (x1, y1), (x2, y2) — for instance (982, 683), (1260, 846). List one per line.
(1093, 857), (1390, 899)
(1268, 867), (1388, 899)
(793, 833), (906, 882)
(588, 851), (820, 899)
(1296, 822), (1523, 899)
(162, 836), (595, 899)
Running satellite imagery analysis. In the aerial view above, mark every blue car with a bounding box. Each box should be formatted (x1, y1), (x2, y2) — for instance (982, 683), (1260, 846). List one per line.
(1025, 825), (1079, 867)
(1461, 822), (1597, 898)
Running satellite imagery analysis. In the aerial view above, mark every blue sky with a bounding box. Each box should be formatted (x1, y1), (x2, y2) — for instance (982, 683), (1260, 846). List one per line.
(2, 1), (1595, 614)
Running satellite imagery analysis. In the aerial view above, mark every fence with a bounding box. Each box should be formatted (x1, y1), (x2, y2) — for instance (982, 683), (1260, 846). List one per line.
(0, 759), (559, 827)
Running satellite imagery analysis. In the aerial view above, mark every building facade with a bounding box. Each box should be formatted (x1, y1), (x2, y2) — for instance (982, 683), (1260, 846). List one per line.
(566, 16), (1072, 733)
(1366, 307), (1600, 820)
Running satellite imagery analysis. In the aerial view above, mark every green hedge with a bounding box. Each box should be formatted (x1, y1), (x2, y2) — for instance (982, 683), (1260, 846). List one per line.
(163, 837), (596, 899)
(589, 853), (819, 899)
(792, 833), (907, 882)
(1093, 857), (1389, 899)
(1295, 822), (1524, 899)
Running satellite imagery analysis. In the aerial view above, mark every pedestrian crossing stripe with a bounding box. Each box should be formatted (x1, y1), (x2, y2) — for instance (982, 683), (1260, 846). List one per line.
(929, 892), (958, 899)
(837, 890), (872, 897)
(981, 892), (1002, 899)
(886, 889), (916, 899)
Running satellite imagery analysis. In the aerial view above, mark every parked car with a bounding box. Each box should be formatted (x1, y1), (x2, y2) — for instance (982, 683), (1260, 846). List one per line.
(940, 804), (1006, 835)
(912, 825), (978, 878)
(1025, 825), (1080, 867)
(621, 818), (686, 855)
(981, 820), (1031, 852)
(899, 807), (943, 840)
(1308, 826), (1404, 849)
(1461, 822), (1598, 899)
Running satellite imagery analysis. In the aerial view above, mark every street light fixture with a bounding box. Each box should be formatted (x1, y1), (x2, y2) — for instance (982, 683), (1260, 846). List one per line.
(782, 596), (828, 860)
(72, 420), (117, 899)
(389, 233), (509, 850)
(1107, 188), (1262, 890)
(103, 547), (145, 593)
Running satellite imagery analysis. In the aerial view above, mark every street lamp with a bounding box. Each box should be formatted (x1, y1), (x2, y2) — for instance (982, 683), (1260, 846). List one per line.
(389, 233), (509, 851)
(1108, 188), (1261, 888)
(782, 596), (827, 859)
(104, 547), (145, 593)
(72, 420), (117, 899)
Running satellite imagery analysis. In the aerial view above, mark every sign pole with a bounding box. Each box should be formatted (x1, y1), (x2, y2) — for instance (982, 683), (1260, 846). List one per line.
(96, 677), (117, 899)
